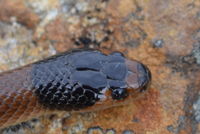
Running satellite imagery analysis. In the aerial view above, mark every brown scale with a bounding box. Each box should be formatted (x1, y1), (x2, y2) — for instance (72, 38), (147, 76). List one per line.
(0, 66), (46, 129)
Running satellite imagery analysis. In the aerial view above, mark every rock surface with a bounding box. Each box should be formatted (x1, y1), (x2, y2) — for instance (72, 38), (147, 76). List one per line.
(0, 0), (200, 134)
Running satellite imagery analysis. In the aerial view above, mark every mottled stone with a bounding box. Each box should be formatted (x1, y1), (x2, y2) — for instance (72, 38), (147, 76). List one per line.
(122, 130), (134, 134)
(0, 0), (39, 29)
(1, 0), (200, 134)
(193, 97), (200, 123)
(87, 126), (104, 134)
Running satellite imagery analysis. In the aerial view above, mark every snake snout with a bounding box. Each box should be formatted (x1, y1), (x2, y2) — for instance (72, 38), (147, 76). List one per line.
(125, 59), (151, 92)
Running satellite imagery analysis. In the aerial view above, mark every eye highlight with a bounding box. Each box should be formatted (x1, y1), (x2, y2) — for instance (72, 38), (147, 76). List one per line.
(111, 88), (128, 100)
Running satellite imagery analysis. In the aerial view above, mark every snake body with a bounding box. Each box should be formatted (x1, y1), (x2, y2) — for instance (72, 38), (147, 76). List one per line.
(0, 49), (151, 129)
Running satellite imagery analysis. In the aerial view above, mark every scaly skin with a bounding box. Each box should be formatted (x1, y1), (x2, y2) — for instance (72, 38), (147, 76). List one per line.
(0, 49), (151, 129)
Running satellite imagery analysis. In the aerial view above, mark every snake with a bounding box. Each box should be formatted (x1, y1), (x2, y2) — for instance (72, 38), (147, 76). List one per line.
(0, 49), (151, 130)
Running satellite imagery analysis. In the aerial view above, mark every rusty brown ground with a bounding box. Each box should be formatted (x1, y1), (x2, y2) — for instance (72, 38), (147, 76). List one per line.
(0, 0), (200, 134)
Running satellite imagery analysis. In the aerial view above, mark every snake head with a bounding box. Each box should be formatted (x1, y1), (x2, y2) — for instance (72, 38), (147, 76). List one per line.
(106, 59), (151, 102)
(103, 53), (151, 100)
(74, 52), (151, 112)
(33, 50), (151, 112)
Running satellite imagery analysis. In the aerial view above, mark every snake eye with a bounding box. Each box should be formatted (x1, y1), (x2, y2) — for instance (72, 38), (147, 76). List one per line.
(111, 88), (128, 100)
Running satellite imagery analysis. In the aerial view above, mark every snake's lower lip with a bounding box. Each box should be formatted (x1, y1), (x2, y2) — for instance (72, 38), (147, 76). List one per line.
(125, 59), (151, 91)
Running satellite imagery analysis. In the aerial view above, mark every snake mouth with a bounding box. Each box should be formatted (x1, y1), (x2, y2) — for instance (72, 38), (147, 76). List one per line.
(125, 59), (151, 92)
